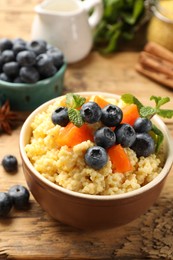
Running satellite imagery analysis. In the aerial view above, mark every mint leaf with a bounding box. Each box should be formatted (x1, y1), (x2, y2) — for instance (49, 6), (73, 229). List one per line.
(157, 109), (173, 118)
(140, 106), (156, 118)
(66, 93), (86, 109)
(121, 93), (143, 110)
(68, 108), (83, 127)
(149, 96), (173, 119)
(150, 96), (170, 108)
(151, 124), (164, 152)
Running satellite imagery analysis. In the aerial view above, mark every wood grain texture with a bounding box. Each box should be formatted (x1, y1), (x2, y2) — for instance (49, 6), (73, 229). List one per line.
(0, 1), (173, 259)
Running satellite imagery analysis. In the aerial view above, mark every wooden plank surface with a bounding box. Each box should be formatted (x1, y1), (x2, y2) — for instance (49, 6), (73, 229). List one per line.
(0, 1), (173, 259)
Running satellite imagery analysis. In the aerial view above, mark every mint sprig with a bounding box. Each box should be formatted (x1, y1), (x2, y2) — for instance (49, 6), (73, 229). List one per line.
(65, 93), (86, 127)
(140, 106), (156, 118)
(151, 124), (164, 152)
(68, 108), (84, 128)
(121, 93), (143, 110)
(121, 93), (173, 152)
(121, 94), (173, 119)
(66, 93), (86, 109)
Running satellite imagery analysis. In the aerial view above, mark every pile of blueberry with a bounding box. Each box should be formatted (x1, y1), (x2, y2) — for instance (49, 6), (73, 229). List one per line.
(0, 38), (64, 84)
(51, 101), (155, 170)
(0, 155), (30, 217)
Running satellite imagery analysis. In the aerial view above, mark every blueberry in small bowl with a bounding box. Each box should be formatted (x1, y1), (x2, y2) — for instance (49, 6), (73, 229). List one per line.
(0, 38), (66, 111)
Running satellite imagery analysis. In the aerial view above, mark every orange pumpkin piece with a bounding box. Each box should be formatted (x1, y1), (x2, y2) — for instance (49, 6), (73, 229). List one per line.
(121, 104), (140, 126)
(108, 144), (133, 173)
(93, 95), (110, 108)
(56, 122), (93, 147)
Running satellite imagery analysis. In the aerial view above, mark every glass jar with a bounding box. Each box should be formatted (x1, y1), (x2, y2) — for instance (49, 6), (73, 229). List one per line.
(147, 0), (173, 51)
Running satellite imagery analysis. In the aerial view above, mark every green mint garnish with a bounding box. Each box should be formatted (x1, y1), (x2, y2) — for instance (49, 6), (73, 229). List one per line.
(121, 93), (143, 110)
(141, 96), (173, 119)
(68, 108), (84, 127)
(150, 96), (170, 108)
(151, 124), (164, 152)
(150, 96), (173, 118)
(121, 94), (173, 119)
(65, 93), (86, 127)
(121, 93), (173, 152)
(66, 93), (86, 109)
(140, 106), (156, 118)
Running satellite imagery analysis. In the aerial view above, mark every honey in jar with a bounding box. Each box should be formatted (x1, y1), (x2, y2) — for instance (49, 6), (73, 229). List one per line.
(147, 0), (173, 51)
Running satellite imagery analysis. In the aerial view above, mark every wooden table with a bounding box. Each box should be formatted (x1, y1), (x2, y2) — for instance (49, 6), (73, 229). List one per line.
(0, 1), (173, 259)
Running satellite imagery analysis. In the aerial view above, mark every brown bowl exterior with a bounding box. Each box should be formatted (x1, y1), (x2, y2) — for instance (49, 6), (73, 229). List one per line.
(22, 158), (168, 229)
(19, 92), (173, 230)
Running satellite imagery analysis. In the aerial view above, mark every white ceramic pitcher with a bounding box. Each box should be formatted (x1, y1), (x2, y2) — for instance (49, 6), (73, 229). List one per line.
(31, 0), (103, 63)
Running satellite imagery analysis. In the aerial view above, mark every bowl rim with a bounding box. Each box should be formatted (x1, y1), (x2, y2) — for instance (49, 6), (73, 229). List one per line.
(19, 91), (173, 201)
(0, 62), (67, 89)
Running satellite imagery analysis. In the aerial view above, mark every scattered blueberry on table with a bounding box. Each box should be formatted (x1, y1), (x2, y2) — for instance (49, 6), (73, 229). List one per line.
(0, 153), (30, 217)
(0, 38), (64, 83)
(8, 185), (30, 210)
(0, 185), (30, 217)
(0, 192), (13, 217)
(2, 154), (18, 172)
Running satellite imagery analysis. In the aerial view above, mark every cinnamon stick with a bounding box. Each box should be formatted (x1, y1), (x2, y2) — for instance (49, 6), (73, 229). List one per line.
(139, 51), (173, 77)
(135, 63), (173, 89)
(144, 42), (173, 64)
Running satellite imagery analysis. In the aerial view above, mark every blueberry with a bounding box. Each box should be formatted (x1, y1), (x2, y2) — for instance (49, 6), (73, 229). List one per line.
(0, 56), (3, 72)
(16, 50), (36, 66)
(13, 42), (27, 55)
(3, 62), (19, 78)
(133, 117), (152, 133)
(0, 72), (12, 82)
(27, 40), (47, 55)
(130, 133), (155, 157)
(2, 155), (18, 172)
(13, 76), (23, 83)
(36, 53), (53, 66)
(1, 50), (15, 63)
(85, 146), (108, 170)
(13, 38), (26, 45)
(94, 127), (116, 149)
(80, 102), (102, 124)
(115, 123), (136, 147)
(8, 185), (30, 210)
(0, 192), (13, 217)
(0, 38), (13, 51)
(51, 107), (69, 127)
(47, 45), (57, 51)
(47, 48), (64, 69)
(36, 53), (57, 78)
(101, 104), (123, 127)
(19, 66), (40, 83)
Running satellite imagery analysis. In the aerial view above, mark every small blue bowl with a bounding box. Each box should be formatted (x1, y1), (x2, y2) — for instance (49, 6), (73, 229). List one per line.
(0, 62), (67, 111)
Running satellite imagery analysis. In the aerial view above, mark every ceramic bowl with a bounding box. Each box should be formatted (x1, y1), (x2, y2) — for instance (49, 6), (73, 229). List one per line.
(0, 62), (67, 111)
(19, 92), (173, 230)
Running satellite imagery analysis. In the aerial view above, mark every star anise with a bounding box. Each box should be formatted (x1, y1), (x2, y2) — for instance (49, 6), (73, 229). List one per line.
(0, 100), (19, 134)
